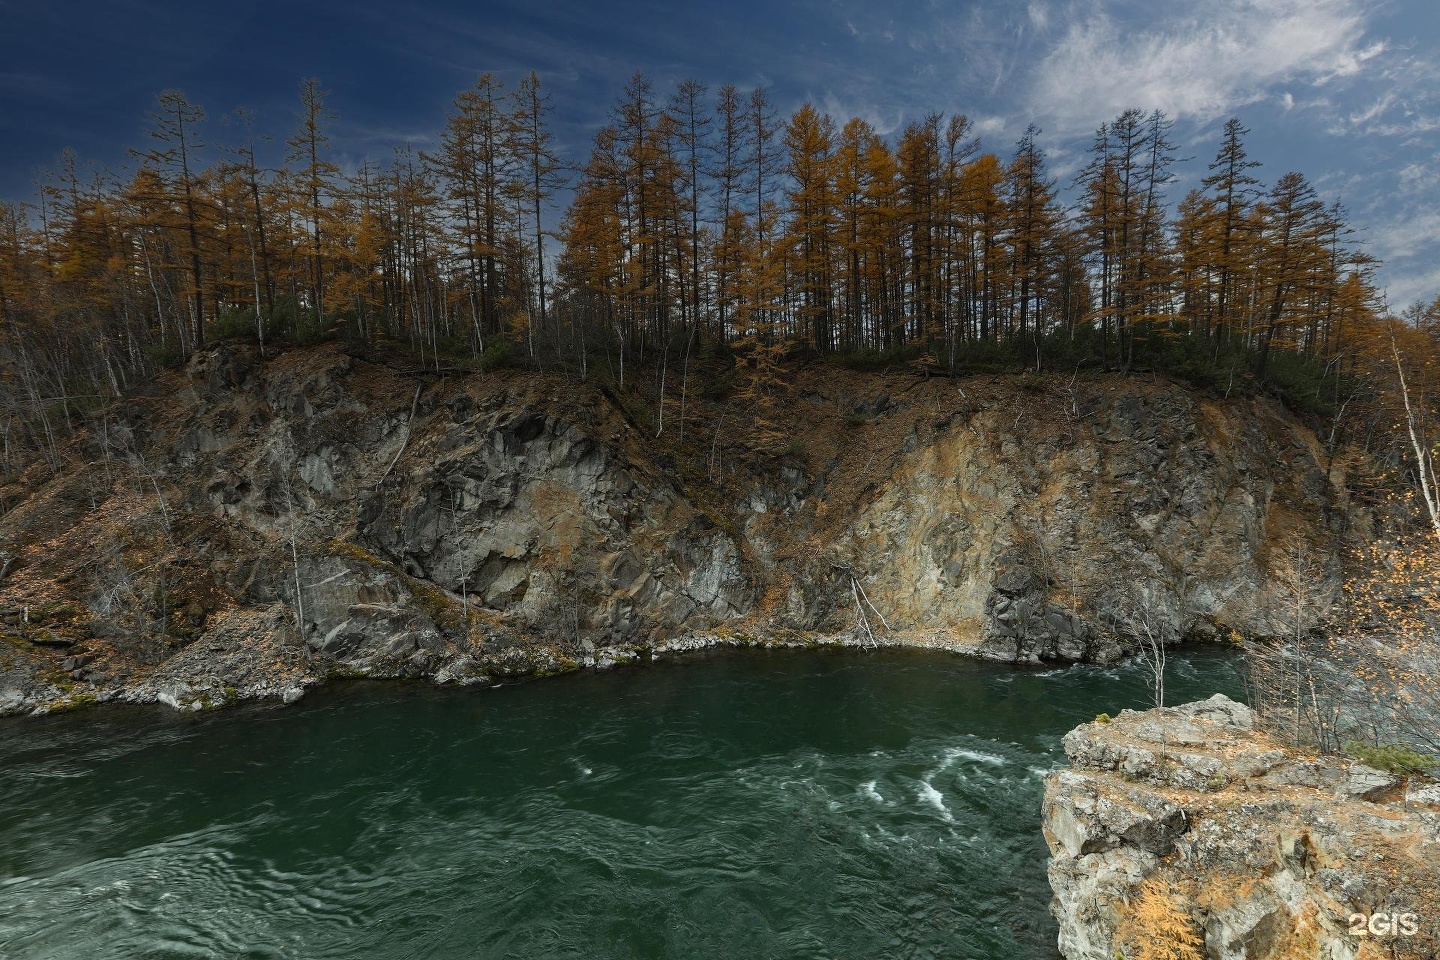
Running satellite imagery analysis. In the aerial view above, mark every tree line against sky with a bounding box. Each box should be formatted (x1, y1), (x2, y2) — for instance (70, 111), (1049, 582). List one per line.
(0, 69), (1421, 451)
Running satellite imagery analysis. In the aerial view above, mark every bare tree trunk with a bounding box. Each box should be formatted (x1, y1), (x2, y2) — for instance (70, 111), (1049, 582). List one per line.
(291, 520), (305, 635)
(1391, 333), (1440, 541)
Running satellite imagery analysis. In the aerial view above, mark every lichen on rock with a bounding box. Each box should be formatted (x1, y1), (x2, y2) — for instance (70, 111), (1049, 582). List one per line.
(0, 343), (1364, 714)
(1044, 695), (1440, 960)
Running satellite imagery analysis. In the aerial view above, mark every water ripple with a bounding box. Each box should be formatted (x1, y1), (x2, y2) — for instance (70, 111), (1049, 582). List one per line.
(0, 648), (1244, 959)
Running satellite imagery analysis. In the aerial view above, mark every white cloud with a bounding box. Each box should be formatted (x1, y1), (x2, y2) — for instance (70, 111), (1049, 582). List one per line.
(1381, 259), (1440, 311)
(1364, 205), (1440, 307)
(1349, 92), (1397, 127)
(1370, 116), (1440, 138)
(974, 114), (1009, 137)
(1314, 40), (1388, 83)
(1310, 48), (1440, 136)
(1027, 0), (1382, 135)
(1397, 160), (1440, 194)
(1370, 207), (1440, 260)
(818, 92), (905, 136)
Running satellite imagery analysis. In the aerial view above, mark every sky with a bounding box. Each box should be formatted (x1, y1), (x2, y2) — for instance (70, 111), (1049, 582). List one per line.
(2, 0), (1439, 306)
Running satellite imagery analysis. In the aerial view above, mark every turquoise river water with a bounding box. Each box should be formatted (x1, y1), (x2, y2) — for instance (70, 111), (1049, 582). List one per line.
(0, 648), (1244, 959)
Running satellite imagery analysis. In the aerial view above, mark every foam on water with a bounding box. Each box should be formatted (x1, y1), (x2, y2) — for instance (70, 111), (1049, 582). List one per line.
(950, 747), (1006, 766)
(916, 780), (953, 821)
(0, 648), (1244, 960)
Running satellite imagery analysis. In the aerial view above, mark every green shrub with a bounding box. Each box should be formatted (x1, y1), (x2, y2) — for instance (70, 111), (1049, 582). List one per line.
(264, 294), (337, 346)
(214, 307), (260, 341)
(1344, 741), (1438, 776)
(827, 343), (932, 372)
(1265, 349), (1341, 419)
(146, 341), (186, 368)
(432, 330), (473, 358)
(478, 338), (522, 372)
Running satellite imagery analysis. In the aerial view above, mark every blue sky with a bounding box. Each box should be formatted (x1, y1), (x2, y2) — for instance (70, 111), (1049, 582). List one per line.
(3, 0), (1438, 306)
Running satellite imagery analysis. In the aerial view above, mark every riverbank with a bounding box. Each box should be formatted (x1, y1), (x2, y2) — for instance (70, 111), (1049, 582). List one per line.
(3, 619), (1150, 717)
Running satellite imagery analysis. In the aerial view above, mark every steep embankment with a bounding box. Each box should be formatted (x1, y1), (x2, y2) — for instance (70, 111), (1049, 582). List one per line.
(0, 342), (1361, 714)
(1043, 697), (1440, 960)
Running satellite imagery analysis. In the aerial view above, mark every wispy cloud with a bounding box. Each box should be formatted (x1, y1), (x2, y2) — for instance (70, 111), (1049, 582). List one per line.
(1026, 0), (1384, 136)
(1363, 204), (1440, 307)
(973, 115), (1009, 138)
(1341, 92), (1398, 130)
(1027, 3), (1052, 33)
(1398, 157), (1440, 193)
(817, 92), (906, 136)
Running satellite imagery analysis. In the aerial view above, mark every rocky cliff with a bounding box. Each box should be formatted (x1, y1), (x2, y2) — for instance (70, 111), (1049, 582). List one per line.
(1044, 696), (1440, 960)
(0, 342), (1361, 714)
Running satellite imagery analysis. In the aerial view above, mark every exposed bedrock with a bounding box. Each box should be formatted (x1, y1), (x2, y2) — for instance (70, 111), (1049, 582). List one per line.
(1044, 697), (1440, 960)
(0, 343), (1363, 712)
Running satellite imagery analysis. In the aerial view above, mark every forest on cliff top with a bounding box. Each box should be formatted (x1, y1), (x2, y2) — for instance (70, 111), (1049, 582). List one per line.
(4, 71), (1440, 472)
(4, 73), (1440, 760)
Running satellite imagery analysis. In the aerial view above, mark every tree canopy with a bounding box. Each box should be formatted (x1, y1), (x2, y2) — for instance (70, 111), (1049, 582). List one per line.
(2, 72), (1435, 480)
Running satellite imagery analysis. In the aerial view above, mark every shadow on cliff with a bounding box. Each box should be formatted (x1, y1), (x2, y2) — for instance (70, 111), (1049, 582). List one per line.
(0, 341), (1370, 715)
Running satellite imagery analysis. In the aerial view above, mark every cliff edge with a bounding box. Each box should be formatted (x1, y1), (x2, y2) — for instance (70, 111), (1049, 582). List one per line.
(1043, 696), (1440, 959)
(0, 342), (1361, 714)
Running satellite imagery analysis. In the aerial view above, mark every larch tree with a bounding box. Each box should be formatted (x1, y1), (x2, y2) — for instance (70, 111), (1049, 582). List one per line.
(860, 135), (902, 347)
(430, 73), (519, 349)
(134, 90), (209, 351)
(784, 103), (837, 351)
(1252, 171), (1330, 380)
(1003, 126), (1061, 366)
(833, 118), (877, 351)
(1201, 118), (1262, 342)
(665, 79), (711, 341)
(1128, 110), (1180, 359)
(511, 72), (566, 348)
(226, 108), (275, 319)
(709, 84), (747, 340)
(610, 72), (671, 348)
(286, 78), (340, 325)
(897, 115), (944, 345)
(958, 152), (1006, 343)
(938, 114), (978, 365)
(559, 125), (630, 380)
(742, 86), (784, 340)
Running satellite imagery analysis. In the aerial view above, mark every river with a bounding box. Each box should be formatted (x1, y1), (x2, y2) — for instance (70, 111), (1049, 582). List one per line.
(0, 648), (1243, 959)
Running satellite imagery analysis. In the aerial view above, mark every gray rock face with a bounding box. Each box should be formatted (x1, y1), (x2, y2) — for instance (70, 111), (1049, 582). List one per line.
(362, 406), (753, 643)
(1406, 781), (1440, 806)
(1044, 696), (1440, 960)
(0, 344), (1363, 713)
(1045, 770), (1188, 857)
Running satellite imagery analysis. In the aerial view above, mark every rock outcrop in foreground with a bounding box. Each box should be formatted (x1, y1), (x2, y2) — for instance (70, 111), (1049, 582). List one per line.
(0, 343), (1359, 714)
(1044, 696), (1440, 960)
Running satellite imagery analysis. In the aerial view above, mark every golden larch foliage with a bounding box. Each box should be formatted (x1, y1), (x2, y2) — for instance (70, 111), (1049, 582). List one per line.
(1117, 878), (1205, 960)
